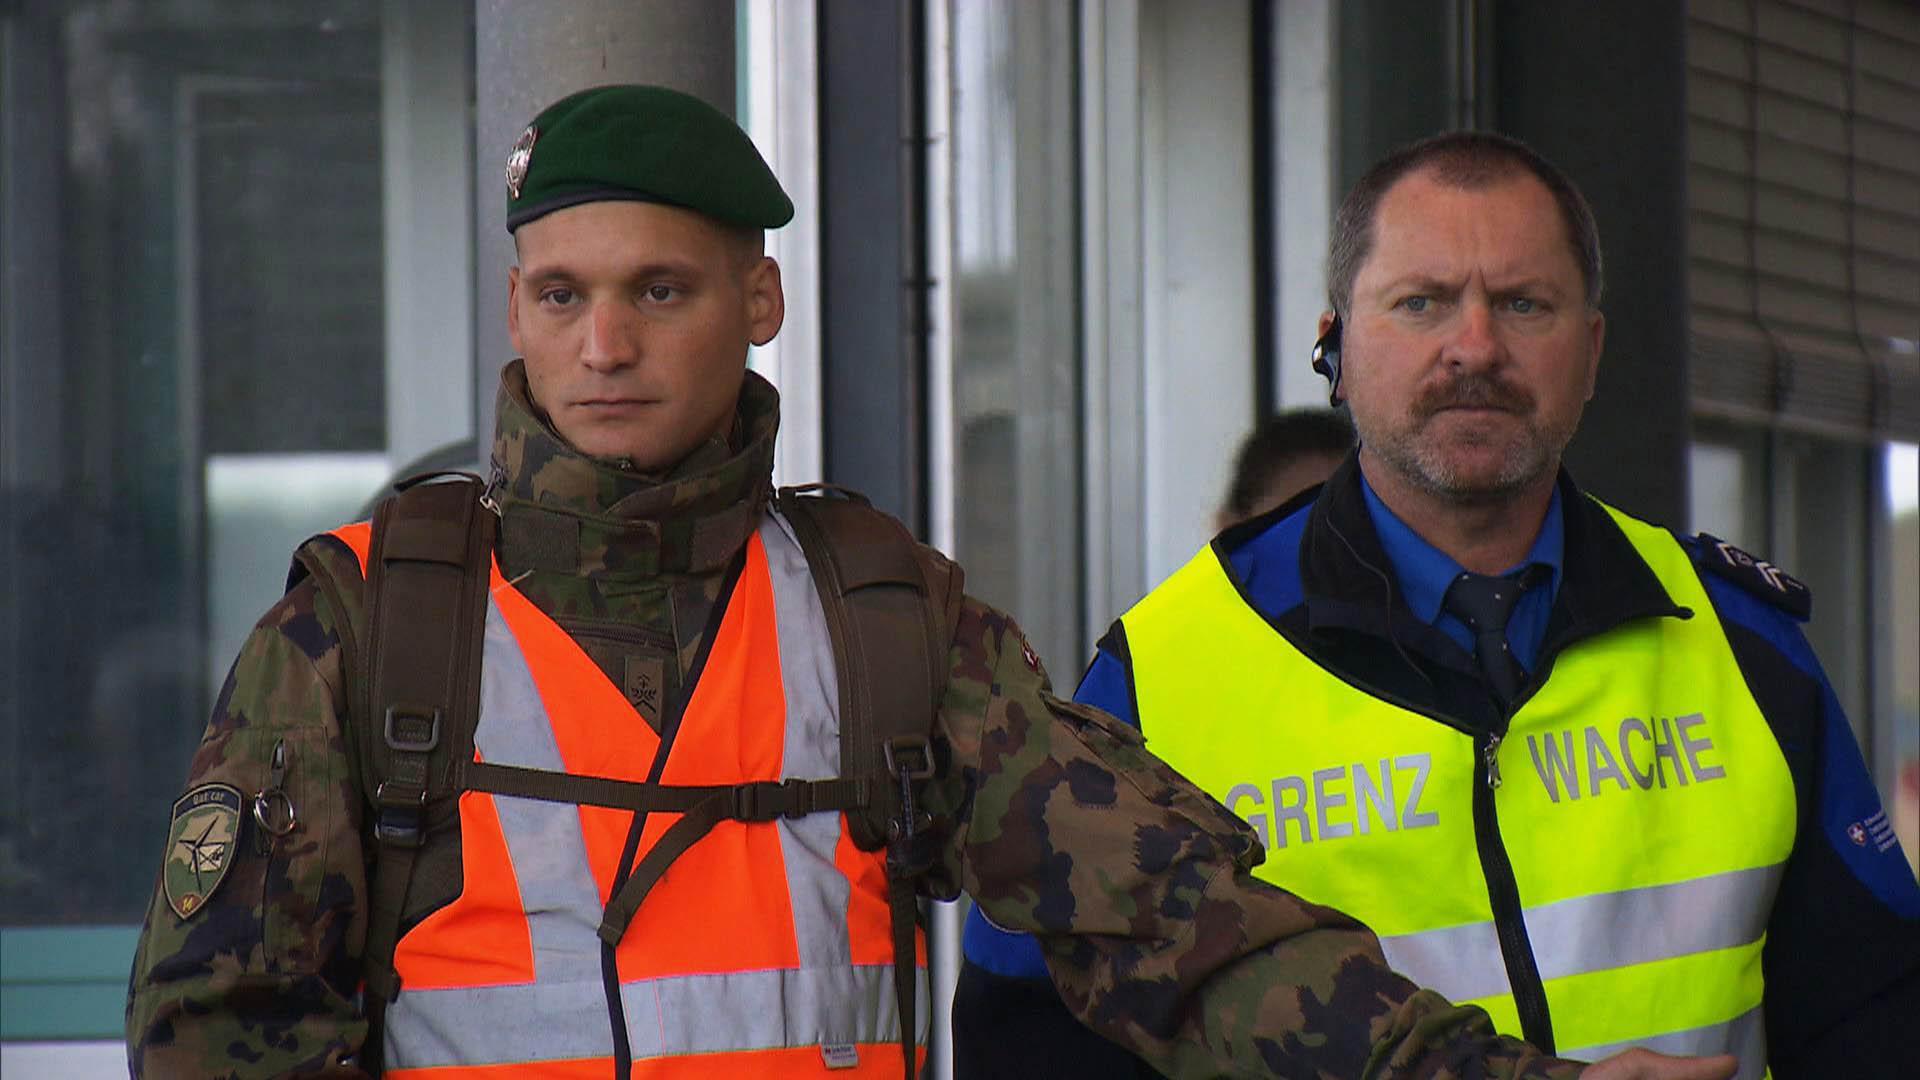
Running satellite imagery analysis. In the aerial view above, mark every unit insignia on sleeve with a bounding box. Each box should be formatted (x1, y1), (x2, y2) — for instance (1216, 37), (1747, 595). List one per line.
(164, 783), (243, 920)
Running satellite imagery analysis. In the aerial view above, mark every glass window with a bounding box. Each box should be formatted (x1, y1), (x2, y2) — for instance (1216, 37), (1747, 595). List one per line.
(944, 0), (1083, 669)
(0, 0), (472, 1046)
(1688, 422), (1769, 548)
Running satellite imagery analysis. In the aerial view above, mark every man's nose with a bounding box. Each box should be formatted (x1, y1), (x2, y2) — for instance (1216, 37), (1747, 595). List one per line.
(581, 301), (640, 371)
(1443, 301), (1501, 369)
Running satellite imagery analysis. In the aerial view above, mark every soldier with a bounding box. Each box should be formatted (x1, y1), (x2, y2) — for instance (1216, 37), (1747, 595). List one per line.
(128, 88), (1728, 1079)
(953, 130), (1920, 1079)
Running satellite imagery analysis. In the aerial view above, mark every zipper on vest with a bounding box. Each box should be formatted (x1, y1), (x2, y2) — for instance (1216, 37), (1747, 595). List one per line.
(1282, 661), (1558, 1053)
(1473, 727), (1554, 1053)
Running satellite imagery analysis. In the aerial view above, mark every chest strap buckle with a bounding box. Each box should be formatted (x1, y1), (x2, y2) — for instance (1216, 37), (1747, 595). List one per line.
(734, 778), (816, 822)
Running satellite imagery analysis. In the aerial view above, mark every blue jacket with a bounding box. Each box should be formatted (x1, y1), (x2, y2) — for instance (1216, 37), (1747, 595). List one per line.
(954, 458), (1920, 1078)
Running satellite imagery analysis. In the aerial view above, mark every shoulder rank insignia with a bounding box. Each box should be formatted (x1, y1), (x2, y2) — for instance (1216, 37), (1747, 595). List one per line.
(1693, 533), (1812, 621)
(164, 783), (243, 919)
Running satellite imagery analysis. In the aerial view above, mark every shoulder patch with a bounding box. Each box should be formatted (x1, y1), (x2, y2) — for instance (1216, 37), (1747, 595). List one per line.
(164, 783), (244, 919)
(1691, 533), (1812, 621)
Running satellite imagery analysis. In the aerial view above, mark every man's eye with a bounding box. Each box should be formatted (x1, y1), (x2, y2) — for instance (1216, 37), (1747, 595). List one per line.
(540, 287), (576, 306)
(1509, 297), (1537, 314)
(1401, 296), (1430, 313)
(644, 284), (677, 302)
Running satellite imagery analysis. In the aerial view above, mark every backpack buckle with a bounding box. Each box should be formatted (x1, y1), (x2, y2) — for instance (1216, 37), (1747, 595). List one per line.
(384, 705), (442, 753)
(882, 736), (933, 781)
(734, 778), (813, 822)
(373, 780), (429, 848)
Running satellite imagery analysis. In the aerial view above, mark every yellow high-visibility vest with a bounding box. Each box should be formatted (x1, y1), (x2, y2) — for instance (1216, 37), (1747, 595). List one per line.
(1124, 499), (1793, 1071)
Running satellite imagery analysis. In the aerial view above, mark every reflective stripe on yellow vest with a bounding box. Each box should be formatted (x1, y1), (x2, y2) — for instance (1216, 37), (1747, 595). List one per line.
(1123, 499), (1793, 1073)
(332, 512), (928, 1077)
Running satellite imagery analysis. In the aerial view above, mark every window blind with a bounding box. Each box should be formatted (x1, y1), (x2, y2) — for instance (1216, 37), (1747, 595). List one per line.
(1688, 0), (1920, 441)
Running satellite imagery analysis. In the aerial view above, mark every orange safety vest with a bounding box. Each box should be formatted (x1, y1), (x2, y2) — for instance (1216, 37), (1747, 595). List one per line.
(330, 513), (928, 1077)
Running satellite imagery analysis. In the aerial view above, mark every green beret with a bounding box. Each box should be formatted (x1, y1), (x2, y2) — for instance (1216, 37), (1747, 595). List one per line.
(505, 84), (793, 232)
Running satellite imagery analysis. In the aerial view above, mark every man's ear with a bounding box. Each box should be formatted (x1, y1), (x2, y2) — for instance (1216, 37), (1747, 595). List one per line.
(745, 256), (785, 347)
(1312, 310), (1344, 406)
(507, 266), (524, 355)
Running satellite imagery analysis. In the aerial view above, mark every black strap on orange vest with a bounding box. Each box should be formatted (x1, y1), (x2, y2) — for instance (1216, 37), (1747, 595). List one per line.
(350, 478), (959, 1080)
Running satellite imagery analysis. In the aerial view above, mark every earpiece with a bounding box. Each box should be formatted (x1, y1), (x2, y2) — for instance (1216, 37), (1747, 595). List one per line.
(1311, 315), (1344, 406)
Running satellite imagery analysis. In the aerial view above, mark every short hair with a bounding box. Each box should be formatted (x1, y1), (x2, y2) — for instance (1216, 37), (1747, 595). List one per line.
(1221, 408), (1356, 522)
(1326, 131), (1603, 319)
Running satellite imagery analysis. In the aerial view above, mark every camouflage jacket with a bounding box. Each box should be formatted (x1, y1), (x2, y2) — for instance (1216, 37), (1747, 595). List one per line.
(127, 363), (1581, 1079)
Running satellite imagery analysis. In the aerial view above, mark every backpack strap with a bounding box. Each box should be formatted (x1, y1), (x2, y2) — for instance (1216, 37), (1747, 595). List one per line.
(354, 473), (494, 1076)
(774, 484), (964, 1080)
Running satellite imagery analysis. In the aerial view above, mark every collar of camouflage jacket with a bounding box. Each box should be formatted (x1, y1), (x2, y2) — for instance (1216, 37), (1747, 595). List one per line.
(486, 359), (778, 579)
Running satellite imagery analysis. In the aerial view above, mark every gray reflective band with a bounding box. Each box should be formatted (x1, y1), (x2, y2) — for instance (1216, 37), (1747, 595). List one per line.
(383, 520), (929, 1071)
(1564, 1004), (1767, 1079)
(629, 964), (926, 1060)
(391, 963), (920, 1068)
(1378, 863), (1783, 1006)
(386, 601), (610, 1068)
(472, 601), (604, 983)
(1378, 925), (1510, 1005)
(763, 512), (856, 971)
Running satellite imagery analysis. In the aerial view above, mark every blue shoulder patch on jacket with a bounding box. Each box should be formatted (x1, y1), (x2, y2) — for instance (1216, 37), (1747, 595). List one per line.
(1688, 533), (1811, 621)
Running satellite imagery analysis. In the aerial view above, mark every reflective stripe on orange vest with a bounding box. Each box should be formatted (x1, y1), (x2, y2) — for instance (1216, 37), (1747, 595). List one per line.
(329, 512), (927, 1076)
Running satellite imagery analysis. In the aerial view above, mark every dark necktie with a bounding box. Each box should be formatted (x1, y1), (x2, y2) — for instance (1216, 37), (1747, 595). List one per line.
(1442, 567), (1544, 707)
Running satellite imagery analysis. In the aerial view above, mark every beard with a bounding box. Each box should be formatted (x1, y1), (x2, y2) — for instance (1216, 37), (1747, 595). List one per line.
(1353, 372), (1578, 504)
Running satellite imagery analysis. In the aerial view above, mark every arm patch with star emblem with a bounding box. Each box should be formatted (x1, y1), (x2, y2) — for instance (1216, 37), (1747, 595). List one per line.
(163, 783), (244, 919)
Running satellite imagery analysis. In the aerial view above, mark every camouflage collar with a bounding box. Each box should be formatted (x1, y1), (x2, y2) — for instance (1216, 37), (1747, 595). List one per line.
(486, 361), (778, 578)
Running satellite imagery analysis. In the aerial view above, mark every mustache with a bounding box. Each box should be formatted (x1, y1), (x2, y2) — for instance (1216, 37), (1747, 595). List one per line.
(1412, 374), (1534, 418)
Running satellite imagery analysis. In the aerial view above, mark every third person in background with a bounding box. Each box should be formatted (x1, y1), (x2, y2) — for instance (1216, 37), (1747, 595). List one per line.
(1214, 408), (1356, 532)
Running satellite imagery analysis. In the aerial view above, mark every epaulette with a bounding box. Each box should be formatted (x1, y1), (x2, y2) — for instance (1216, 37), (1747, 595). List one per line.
(1688, 533), (1812, 622)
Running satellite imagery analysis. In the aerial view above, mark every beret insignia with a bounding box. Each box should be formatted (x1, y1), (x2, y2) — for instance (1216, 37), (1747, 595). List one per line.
(505, 124), (538, 200)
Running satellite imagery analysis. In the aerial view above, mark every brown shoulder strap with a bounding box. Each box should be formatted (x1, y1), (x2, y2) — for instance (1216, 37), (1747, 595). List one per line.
(355, 473), (494, 1076)
(774, 485), (962, 843)
(774, 484), (963, 1080)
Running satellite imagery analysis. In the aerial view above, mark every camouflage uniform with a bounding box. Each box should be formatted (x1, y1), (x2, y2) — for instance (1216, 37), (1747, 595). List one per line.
(127, 362), (1583, 1079)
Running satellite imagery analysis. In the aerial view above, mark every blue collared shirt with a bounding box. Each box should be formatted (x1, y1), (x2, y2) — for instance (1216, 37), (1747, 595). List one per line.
(1359, 474), (1564, 672)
